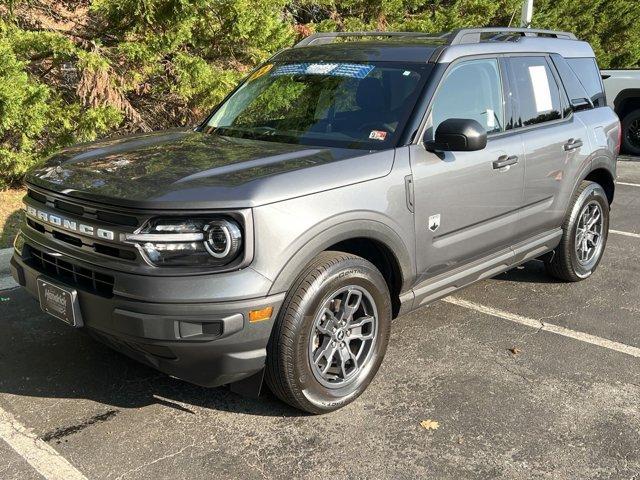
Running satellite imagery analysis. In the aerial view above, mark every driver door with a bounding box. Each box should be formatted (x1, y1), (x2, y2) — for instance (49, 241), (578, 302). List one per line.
(410, 57), (525, 280)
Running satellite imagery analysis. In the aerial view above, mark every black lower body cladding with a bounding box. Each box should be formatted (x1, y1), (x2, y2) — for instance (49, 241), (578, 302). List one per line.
(11, 238), (285, 388)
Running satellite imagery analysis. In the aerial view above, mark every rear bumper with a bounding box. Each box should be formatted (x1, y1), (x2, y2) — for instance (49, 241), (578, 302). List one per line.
(10, 237), (284, 388)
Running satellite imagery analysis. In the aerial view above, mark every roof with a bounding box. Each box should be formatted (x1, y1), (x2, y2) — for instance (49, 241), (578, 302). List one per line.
(437, 37), (595, 62)
(272, 28), (595, 64)
(272, 40), (444, 63)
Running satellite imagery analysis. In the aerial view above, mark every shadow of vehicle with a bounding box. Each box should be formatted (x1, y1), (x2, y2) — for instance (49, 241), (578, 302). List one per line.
(0, 257), (559, 417)
(0, 288), (303, 418)
(0, 209), (24, 249)
(493, 260), (564, 284)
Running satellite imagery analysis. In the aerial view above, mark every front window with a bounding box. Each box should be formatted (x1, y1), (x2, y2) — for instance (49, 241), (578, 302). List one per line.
(203, 61), (431, 149)
(425, 58), (505, 141)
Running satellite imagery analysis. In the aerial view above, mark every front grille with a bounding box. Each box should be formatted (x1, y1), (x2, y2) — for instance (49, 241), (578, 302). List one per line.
(28, 188), (140, 228)
(27, 189), (47, 204)
(26, 246), (115, 298)
(26, 217), (138, 262)
(54, 199), (84, 216)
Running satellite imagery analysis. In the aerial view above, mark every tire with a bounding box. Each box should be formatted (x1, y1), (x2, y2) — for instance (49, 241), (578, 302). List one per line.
(265, 251), (392, 414)
(545, 181), (609, 282)
(621, 109), (640, 156)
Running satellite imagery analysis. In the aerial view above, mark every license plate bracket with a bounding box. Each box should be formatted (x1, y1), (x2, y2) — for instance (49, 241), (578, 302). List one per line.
(37, 278), (83, 327)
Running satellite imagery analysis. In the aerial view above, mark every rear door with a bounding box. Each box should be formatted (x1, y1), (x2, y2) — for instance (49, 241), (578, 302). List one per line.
(505, 55), (590, 240)
(410, 57), (525, 279)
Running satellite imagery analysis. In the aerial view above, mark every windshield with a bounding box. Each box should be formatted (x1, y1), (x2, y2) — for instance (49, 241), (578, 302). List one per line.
(203, 61), (431, 149)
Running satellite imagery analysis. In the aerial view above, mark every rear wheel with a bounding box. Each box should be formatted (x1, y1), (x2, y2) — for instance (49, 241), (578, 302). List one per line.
(265, 251), (391, 414)
(545, 181), (609, 282)
(622, 109), (640, 156)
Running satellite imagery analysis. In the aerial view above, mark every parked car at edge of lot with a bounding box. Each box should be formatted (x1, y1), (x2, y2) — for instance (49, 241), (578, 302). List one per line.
(10, 28), (620, 414)
(602, 69), (640, 155)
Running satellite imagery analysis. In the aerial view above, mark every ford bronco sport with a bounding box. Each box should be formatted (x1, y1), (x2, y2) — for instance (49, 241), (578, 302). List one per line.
(11, 28), (620, 413)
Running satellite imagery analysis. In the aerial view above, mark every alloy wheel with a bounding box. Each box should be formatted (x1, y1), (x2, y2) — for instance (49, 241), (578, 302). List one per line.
(308, 286), (378, 388)
(575, 200), (604, 265)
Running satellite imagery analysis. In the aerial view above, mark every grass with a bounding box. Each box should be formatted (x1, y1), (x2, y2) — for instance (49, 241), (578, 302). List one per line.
(0, 188), (26, 249)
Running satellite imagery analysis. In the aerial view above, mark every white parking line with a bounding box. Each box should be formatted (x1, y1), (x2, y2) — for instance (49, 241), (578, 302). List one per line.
(443, 297), (640, 359)
(617, 181), (640, 187)
(610, 229), (640, 239)
(0, 405), (87, 480)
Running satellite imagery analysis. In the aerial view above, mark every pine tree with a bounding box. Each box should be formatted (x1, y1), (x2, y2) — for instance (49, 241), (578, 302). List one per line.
(0, 0), (638, 188)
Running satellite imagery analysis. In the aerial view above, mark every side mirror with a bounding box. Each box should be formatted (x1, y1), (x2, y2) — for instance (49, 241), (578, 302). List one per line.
(570, 97), (593, 112)
(425, 118), (487, 152)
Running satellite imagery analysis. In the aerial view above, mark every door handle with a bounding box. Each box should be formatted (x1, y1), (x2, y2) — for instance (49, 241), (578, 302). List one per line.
(493, 155), (519, 170)
(564, 138), (583, 151)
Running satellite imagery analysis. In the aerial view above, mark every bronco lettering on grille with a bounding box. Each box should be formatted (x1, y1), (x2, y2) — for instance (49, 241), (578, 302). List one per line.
(26, 205), (115, 240)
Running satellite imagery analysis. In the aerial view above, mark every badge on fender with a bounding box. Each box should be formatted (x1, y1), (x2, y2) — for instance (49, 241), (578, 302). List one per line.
(428, 214), (441, 232)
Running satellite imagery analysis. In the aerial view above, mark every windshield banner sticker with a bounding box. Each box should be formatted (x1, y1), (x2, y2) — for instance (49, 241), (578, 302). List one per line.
(272, 63), (374, 79)
(248, 63), (274, 81)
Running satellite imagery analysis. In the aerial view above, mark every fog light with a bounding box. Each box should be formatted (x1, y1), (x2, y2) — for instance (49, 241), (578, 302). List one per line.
(249, 306), (273, 323)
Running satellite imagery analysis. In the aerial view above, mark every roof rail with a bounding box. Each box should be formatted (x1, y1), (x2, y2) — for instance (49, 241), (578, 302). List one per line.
(294, 27), (577, 49)
(446, 27), (577, 45)
(294, 31), (445, 48)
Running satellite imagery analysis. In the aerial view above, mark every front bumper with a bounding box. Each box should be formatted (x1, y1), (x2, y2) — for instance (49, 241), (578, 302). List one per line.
(10, 235), (285, 388)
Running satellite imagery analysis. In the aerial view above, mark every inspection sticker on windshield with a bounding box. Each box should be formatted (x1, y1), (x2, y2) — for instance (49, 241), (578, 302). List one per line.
(369, 130), (387, 141)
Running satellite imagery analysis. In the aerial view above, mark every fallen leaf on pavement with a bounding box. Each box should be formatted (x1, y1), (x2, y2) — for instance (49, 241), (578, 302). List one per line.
(508, 347), (521, 355)
(420, 419), (439, 430)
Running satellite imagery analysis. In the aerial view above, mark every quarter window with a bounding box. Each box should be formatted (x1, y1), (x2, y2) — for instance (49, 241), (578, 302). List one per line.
(508, 57), (562, 127)
(550, 54), (591, 107)
(566, 57), (606, 107)
(426, 58), (505, 141)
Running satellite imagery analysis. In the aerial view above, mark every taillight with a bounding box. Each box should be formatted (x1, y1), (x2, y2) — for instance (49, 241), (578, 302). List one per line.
(615, 119), (622, 155)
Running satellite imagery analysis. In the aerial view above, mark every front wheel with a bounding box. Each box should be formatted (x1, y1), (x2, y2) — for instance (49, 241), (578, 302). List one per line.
(545, 181), (609, 282)
(265, 251), (391, 414)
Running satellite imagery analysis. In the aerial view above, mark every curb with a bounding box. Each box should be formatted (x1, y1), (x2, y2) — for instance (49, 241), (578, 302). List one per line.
(0, 248), (13, 276)
(619, 155), (639, 162)
(0, 276), (18, 291)
(0, 247), (18, 290)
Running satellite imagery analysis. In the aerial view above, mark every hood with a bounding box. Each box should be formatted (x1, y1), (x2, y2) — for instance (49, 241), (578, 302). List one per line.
(26, 129), (394, 209)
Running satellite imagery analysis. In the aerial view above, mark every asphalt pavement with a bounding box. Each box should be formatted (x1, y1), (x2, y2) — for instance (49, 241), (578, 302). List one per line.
(0, 158), (639, 480)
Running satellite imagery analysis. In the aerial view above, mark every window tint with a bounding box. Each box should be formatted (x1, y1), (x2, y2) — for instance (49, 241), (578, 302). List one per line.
(550, 54), (591, 107)
(426, 58), (504, 140)
(566, 57), (606, 107)
(508, 56), (562, 127)
(205, 61), (431, 150)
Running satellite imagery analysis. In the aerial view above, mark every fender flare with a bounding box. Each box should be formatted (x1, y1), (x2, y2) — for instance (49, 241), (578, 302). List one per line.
(568, 154), (615, 207)
(267, 217), (415, 296)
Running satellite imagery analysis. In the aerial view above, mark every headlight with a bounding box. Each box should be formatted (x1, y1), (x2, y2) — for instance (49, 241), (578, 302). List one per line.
(204, 220), (242, 258)
(126, 217), (243, 267)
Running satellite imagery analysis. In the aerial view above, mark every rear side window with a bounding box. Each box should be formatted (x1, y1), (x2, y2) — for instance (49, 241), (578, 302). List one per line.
(566, 57), (606, 107)
(508, 56), (562, 127)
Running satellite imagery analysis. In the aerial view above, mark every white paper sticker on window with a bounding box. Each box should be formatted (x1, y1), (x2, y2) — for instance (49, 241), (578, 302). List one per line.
(486, 109), (495, 128)
(528, 65), (553, 113)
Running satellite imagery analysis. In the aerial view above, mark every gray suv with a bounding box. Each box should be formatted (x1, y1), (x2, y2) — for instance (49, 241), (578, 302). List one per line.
(11, 28), (620, 413)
